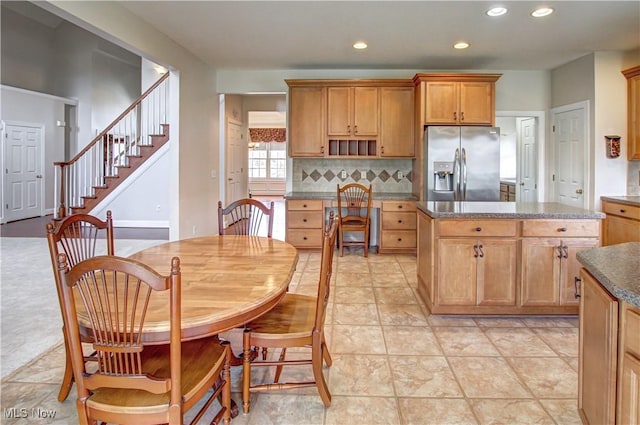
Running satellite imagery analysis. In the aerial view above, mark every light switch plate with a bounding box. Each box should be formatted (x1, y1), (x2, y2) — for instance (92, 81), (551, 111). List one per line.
(341, 170), (347, 179)
(360, 170), (367, 179)
(398, 171), (404, 179)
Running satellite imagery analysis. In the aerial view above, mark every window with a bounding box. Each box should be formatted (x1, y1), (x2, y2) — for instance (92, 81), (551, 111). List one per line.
(249, 142), (286, 179)
(247, 111), (287, 180)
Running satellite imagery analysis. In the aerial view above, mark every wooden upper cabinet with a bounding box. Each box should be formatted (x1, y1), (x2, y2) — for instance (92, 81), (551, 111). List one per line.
(380, 87), (415, 157)
(416, 74), (501, 126)
(288, 86), (326, 157)
(622, 66), (640, 160)
(327, 87), (378, 137)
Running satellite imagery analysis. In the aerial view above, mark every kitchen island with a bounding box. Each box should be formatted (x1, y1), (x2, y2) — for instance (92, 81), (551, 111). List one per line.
(417, 201), (605, 315)
(576, 243), (640, 425)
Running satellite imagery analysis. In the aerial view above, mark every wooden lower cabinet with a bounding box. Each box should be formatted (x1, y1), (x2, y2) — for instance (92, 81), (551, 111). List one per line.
(437, 238), (516, 306)
(379, 201), (417, 253)
(521, 238), (599, 307)
(602, 200), (640, 246)
(579, 270), (618, 425)
(416, 212), (602, 315)
(285, 200), (324, 249)
(579, 270), (640, 425)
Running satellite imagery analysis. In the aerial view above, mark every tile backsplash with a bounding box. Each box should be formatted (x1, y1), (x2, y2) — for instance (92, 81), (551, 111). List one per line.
(292, 158), (413, 193)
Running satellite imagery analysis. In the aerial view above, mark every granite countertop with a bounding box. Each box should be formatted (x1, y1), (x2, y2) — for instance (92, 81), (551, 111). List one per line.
(417, 201), (606, 219)
(284, 192), (418, 201)
(600, 196), (640, 207)
(577, 242), (640, 308)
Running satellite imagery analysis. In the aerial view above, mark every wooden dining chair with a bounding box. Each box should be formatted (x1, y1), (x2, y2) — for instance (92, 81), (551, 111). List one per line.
(337, 183), (373, 257)
(56, 254), (232, 425)
(218, 198), (274, 238)
(46, 211), (114, 402)
(241, 215), (338, 413)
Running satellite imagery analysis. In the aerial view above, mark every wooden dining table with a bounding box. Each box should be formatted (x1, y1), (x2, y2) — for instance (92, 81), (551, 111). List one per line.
(115, 235), (299, 344)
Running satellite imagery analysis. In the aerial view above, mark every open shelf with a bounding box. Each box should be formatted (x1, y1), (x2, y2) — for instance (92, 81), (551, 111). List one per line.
(328, 139), (377, 157)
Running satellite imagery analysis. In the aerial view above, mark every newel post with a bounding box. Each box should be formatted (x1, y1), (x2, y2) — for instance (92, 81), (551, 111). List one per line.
(54, 162), (67, 219)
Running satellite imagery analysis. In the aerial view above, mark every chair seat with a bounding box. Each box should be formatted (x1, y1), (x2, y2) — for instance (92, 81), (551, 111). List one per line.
(247, 294), (316, 340)
(87, 336), (226, 415)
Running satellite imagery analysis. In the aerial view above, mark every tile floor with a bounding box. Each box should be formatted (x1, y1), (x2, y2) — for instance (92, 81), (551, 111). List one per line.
(0, 238), (582, 424)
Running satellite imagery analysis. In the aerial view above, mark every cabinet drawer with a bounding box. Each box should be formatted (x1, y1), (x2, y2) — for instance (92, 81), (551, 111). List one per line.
(521, 220), (600, 237)
(287, 200), (323, 211)
(382, 201), (417, 212)
(508, 185), (516, 194)
(381, 230), (416, 248)
(603, 201), (640, 220)
(287, 211), (323, 228)
(624, 306), (640, 358)
(438, 220), (517, 237)
(287, 229), (323, 247)
(382, 212), (416, 230)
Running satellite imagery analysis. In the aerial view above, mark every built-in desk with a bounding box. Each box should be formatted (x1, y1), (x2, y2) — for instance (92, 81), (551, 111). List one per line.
(283, 192), (418, 253)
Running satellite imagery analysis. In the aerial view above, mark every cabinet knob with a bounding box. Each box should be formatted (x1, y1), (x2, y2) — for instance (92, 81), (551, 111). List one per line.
(620, 209), (626, 213)
(397, 238), (402, 242)
(303, 204), (307, 208)
(460, 111), (465, 121)
(398, 220), (403, 224)
(558, 227), (567, 232)
(475, 227), (482, 232)
(321, 146), (325, 154)
(303, 236), (307, 240)
(303, 218), (307, 222)
(453, 111), (457, 120)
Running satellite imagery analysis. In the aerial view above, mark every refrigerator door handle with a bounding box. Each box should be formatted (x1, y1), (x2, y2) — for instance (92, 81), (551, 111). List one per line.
(461, 148), (468, 201)
(454, 148), (461, 200)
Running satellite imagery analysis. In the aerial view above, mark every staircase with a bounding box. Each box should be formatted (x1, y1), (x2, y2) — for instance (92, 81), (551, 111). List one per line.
(54, 73), (170, 218)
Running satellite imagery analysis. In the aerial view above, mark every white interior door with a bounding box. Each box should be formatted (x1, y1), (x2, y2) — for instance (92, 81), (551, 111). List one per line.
(553, 104), (587, 208)
(225, 120), (245, 206)
(3, 124), (43, 221)
(518, 117), (538, 202)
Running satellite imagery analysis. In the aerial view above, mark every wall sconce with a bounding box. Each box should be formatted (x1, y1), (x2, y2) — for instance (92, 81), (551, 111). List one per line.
(605, 135), (621, 158)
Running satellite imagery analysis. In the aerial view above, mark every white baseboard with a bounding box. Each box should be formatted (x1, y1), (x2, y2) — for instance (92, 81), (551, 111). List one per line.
(113, 220), (169, 228)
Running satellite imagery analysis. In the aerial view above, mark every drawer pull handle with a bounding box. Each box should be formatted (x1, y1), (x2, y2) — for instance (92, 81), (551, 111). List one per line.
(475, 227), (482, 232)
(303, 219), (307, 222)
(303, 204), (307, 208)
(558, 227), (567, 232)
(620, 209), (626, 213)
(398, 205), (403, 209)
(303, 236), (307, 240)
(397, 238), (402, 242)
(398, 220), (403, 224)
(473, 244), (479, 258)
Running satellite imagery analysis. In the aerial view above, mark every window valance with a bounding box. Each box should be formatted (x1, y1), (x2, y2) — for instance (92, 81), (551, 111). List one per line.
(249, 128), (286, 143)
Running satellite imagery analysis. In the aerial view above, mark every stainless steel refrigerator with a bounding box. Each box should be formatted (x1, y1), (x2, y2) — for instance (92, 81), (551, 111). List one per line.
(425, 126), (501, 201)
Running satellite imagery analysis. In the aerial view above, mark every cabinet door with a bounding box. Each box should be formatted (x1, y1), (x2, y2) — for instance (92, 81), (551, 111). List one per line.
(353, 87), (378, 136)
(459, 82), (494, 125)
(559, 239), (599, 306)
(437, 238), (476, 305)
(521, 239), (561, 306)
(327, 87), (351, 136)
(627, 71), (640, 160)
(620, 352), (640, 425)
(425, 82), (459, 124)
(579, 271), (618, 425)
(476, 239), (517, 306)
(417, 211), (434, 304)
(380, 87), (415, 157)
(289, 87), (326, 156)
(604, 215), (640, 246)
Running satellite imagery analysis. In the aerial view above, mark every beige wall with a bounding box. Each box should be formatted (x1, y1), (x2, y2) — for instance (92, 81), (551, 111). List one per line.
(47, 1), (219, 240)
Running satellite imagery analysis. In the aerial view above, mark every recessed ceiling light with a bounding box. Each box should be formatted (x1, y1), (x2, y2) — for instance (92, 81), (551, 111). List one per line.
(486, 7), (508, 17)
(353, 41), (368, 50)
(531, 7), (554, 17)
(453, 41), (470, 50)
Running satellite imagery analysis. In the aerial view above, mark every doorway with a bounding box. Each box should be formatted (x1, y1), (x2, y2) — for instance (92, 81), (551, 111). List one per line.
(496, 112), (545, 202)
(2, 122), (44, 222)
(551, 101), (589, 208)
(225, 119), (245, 206)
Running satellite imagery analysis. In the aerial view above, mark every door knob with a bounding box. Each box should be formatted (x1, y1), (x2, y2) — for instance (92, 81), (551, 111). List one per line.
(520, 182), (525, 186)
(36, 175), (43, 179)
(576, 189), (583, 194)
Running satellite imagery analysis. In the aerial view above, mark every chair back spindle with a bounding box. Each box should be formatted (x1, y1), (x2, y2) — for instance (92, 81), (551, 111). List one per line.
(218, 198), (274, 238)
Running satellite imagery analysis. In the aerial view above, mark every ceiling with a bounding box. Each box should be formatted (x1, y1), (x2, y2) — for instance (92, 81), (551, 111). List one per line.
(117, 1), (640, 71)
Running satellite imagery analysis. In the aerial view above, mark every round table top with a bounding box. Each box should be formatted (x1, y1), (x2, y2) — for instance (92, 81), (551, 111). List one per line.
(124, 235), (299, 343)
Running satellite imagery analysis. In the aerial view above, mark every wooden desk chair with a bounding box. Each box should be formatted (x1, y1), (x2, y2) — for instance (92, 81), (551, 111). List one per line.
(218, 198), (274, 238)
(337, 183), (373, 257)
(46, 211), (114, 402)
(241, 215), (338, 413)
(56, 254), (232, 425)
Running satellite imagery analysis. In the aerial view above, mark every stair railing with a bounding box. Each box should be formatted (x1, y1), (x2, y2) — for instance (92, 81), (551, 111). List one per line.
(54, 72), (170, 219)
